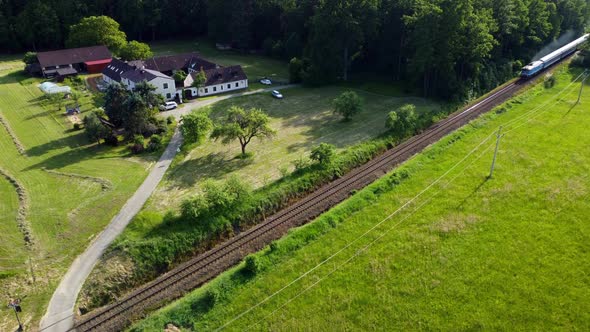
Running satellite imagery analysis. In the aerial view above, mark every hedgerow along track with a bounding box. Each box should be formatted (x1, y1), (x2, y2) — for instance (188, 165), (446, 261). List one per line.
(74, 76), (539, 331)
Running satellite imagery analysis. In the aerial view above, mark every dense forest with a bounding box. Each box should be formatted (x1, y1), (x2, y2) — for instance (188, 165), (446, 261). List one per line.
(1, 0), (589, 98)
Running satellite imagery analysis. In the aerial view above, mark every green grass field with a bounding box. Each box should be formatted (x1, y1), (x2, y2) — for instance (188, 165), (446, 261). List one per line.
(145, 87), (438, 212)
(0, 67), (152, 329)
(132, 67), (590, 331)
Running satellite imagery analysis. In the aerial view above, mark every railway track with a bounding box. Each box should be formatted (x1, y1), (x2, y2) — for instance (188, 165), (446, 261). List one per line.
(74, 78), (529, 331)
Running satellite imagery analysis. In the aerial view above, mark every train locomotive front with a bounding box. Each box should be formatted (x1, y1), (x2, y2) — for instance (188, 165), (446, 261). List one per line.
(521, 33), (589, 79)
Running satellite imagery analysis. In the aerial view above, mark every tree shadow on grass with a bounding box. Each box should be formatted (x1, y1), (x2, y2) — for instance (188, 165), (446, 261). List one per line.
(168, 151), (254, 188)
(25, 131), (87, 157)
(0, 71), (27, 85)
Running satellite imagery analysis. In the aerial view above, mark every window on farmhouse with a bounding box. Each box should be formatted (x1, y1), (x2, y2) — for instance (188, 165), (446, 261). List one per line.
(166, 93), (171, 99)
(213, 87), (217, 92)
(227, 84), (231, 89)
(205, 88), (209, 93)
(163, 83), (169, 89)
(235, 82), (239, 87)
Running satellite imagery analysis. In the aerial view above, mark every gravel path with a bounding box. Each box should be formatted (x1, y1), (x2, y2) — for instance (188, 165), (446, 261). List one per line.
(39, 84), (297, 332)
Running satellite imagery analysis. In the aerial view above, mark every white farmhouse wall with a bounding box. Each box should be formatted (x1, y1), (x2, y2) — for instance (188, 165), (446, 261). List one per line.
(118, 76), (176, 101)
(150, 76), (176, 100)
(186, 79), (248, 97)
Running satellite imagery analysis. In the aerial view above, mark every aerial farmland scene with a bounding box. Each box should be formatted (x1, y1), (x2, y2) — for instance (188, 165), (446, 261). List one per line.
(0, 1), (589, 331)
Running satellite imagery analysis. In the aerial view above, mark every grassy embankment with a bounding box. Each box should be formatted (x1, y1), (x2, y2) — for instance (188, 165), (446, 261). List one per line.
(132, 67), (590, 331)
(0, 65), (154, 330)
(79, 80), (441, 311)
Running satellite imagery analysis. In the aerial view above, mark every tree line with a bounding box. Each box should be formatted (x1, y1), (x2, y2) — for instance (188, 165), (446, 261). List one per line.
(1, 0), (589, 98)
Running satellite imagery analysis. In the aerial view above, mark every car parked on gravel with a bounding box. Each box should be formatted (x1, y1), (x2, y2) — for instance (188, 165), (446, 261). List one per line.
(271, 90), (283, 99)
(159, 101), (178, 111)
(260, 78), (272, 85)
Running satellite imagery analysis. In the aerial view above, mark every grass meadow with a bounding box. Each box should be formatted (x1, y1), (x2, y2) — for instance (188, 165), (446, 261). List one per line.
(145, 86), (439, 212)
(132, 67), (590, 331)
(0, 67), (152, 329)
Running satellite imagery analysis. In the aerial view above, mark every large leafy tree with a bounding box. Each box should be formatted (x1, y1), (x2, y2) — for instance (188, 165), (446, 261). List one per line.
(121, 91), (156, 135)
(211, 106), (276, 156)
(133, 81), (164, 108)
(103, 83), (129, 127)
(66, 16), (127, 53)
(119, 41), (153, 61)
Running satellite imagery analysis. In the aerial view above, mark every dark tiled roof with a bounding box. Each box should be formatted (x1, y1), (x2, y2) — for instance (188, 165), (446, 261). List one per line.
(143, 53), (216, 73)
(37, 45), (111, 68)
(121, 68), (172, 83)
(56, 67), (78, 76)
(102, 58), (135, 82)
(202, 65), (247, 86)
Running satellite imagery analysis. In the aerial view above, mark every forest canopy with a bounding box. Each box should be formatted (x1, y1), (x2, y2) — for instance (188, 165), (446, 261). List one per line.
(1, 0), (588, 99)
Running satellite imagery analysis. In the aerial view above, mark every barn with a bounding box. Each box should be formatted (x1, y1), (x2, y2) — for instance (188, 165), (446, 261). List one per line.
(36, 45), (112, 77)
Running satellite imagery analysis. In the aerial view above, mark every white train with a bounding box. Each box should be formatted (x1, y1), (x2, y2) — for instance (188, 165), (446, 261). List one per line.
(521, 34), (589, 78)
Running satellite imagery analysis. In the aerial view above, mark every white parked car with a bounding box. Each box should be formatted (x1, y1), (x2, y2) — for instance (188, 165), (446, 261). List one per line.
(260, 78), (272, 85)
(271, 90), (283, 99)
(160, 101), (178, 111)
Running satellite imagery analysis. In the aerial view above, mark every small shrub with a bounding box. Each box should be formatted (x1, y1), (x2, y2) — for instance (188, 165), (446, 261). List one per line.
(130, 143), (145, 154)
(244, 255), (262, 275)
(166, 115), (175, 125)
(73, 123), (82, 130)
(147, 134), (163, 151)
(203, 288), (221, 308)
(278, 165), (290, 177)
(544, 74), (556, 89)
(292, 156), (310, 171)
(142, 123), (159, 137)
(104, 135), (119, 146)
(310, 143), (336, 166)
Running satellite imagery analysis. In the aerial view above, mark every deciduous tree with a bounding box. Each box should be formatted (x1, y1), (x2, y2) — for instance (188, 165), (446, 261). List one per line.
(210, 106), (276, 156)
(119, 40), (153, 60)
(180, 112), (213, 144)
(66, 16), (127, 53)
(333, 91), (363, 121)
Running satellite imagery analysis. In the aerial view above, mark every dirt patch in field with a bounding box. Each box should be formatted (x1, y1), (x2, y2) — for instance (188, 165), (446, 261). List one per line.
(431, 213), (479, 234)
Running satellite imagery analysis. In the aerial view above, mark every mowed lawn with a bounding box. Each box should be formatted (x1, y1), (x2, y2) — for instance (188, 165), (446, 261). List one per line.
(146, 87), (438, 212)
(133, 68), (590, 331)
(0, 69), (151, 330)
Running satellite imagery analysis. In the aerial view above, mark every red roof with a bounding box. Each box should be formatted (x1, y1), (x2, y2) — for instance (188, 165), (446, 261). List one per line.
(84, 59), (111, 65)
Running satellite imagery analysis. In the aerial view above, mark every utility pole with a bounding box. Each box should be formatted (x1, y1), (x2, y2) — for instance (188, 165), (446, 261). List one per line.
(577, 69), (589, 105)
(8, 298), (23, 331)
(489, 126), (504, 179)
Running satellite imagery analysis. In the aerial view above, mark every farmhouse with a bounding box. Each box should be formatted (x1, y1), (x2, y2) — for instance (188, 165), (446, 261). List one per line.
(102, 53), (247, 100)
(183, 65), (248, 97)
(36, 45), (112, 77)
(142, 53), (217, 75)
(121, 68), (177, 101)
